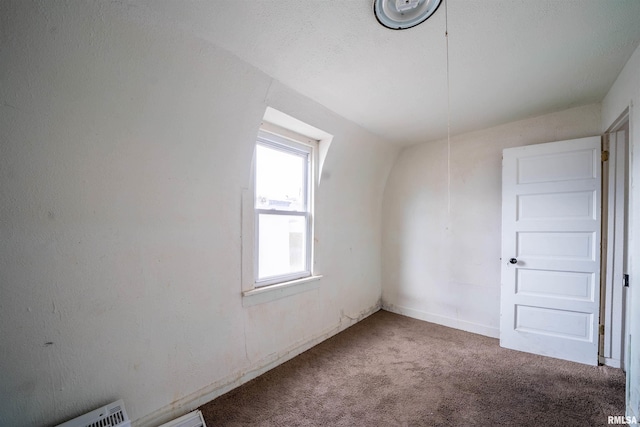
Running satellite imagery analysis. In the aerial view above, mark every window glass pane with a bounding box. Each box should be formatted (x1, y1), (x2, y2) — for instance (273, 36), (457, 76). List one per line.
(256, 144), (306, 211)
(257, 214), (307, 280)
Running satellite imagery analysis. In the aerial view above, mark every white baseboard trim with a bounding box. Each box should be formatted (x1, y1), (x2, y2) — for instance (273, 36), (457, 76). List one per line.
(382, 303), (499, 339)
(133, 302), (381, 427)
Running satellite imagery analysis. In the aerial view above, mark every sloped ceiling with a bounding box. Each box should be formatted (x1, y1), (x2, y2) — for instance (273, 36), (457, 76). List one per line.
(131, 0), (640, 146)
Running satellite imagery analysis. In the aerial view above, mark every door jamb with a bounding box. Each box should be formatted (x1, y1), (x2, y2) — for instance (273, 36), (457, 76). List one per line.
(600, 108), (630, 369)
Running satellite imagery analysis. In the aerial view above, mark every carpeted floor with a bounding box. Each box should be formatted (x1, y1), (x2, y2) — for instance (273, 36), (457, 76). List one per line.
(199, 310), (625, 426)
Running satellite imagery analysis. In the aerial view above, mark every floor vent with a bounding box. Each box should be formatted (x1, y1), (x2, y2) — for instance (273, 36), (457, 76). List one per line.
(158, 410), (207, 427)
(56, 399), (130, 427)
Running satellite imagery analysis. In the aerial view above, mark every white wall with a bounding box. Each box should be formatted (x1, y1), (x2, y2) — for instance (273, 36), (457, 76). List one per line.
(0, 2), (397, 426)
(381, 104), (602, 337)
(602, 42), (640, 420)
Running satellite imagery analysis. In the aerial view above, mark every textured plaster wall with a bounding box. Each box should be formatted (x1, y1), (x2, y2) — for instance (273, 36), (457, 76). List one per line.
(602, 42), (640, 420)
(0, 2), (397, 426)
(381, 104), (602, 337)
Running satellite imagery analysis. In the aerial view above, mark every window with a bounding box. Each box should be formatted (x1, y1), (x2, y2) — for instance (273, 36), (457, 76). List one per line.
(254, 129), (314, 287)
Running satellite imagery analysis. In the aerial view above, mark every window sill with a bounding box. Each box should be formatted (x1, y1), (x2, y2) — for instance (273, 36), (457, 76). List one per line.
(242, 275), (323, 307)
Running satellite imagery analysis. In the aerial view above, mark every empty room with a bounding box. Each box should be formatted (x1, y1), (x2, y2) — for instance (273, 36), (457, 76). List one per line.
(2, 1), (640, 426)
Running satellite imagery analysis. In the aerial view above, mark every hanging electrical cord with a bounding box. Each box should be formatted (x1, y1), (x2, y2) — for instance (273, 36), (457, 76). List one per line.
(445, 0), (451, 215)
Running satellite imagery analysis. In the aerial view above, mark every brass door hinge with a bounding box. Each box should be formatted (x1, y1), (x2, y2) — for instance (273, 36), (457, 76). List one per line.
(602, 150), (609, 162)
(599, 324), (605, 335)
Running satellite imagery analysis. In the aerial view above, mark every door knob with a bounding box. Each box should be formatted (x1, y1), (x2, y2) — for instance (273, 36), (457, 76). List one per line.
(509, 258), (518, 264)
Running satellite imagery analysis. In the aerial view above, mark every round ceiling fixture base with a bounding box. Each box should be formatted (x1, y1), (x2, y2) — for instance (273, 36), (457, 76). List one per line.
(374, 0), (443, 30)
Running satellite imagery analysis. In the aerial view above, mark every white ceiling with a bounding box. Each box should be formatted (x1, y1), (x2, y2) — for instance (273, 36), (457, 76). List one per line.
(131, 0), (640, 146)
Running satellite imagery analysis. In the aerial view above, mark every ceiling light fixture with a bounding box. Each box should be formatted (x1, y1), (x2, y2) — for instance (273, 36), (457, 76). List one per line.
(374, 0), (443, 30)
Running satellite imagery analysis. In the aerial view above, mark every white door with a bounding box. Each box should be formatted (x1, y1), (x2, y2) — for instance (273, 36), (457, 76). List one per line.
(500, 136), (602, 365)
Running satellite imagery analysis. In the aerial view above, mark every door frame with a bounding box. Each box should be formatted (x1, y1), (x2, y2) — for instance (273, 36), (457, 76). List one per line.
(601, 109), (630, 369)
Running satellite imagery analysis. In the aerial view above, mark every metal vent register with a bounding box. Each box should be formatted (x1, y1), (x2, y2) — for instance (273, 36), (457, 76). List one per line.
(56, 400), (130, 427)
(55, 400), (207, 427)
(158, 410), (207, 427)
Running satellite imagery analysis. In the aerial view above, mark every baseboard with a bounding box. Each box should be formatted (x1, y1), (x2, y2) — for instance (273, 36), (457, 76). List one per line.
(133, 302), (381, 427)
(382, 303), (499, 339)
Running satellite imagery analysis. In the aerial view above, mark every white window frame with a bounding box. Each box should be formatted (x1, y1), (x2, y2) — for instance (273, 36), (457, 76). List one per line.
(253, 128), (316, 288)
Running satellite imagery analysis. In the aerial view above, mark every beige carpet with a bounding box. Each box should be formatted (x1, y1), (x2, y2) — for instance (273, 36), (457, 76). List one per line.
(200, 310), (625, 426)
